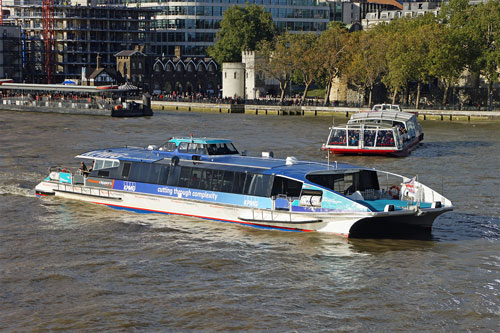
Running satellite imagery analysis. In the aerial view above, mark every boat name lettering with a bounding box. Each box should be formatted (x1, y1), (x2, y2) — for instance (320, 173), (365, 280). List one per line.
(86, 152), (121, 159)
(157, 187), (174, 195)
(123, 181), (136, 192)
(244, 199), (259, 207)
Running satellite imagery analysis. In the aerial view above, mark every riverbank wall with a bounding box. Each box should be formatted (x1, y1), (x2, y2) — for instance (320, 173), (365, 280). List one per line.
(2, 99), (500, 121)
(151, 101), (500, 121)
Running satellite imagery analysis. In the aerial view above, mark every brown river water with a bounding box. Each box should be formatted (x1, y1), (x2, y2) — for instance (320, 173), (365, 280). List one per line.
(1, 110), (499, 331)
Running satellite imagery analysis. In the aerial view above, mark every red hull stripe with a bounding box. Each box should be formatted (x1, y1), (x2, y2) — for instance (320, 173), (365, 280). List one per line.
(92, 201), (315, 232)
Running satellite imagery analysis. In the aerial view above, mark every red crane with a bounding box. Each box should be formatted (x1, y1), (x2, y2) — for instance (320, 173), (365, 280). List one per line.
(42, 0), (55, 83)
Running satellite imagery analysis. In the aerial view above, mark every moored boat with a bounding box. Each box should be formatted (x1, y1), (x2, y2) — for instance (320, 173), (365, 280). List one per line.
(322, 110), (423, 157)
(35, 137), (452, 238)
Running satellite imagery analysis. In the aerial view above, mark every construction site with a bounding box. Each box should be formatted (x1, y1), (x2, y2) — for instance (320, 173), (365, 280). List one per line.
(1, 0), (156, 83)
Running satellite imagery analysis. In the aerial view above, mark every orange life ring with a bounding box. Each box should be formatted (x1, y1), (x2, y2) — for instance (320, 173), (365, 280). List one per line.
(388, 185), (400, 199)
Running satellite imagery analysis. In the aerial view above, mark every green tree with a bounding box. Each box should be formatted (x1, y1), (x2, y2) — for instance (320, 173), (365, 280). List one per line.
(258, 33), (295, 103)
(474, 0), (500, 108)
(208, 5), (275, 65)
(317, 25), (349, 105)
(289, 33), (321, 104)
(344, 28), (389, 107)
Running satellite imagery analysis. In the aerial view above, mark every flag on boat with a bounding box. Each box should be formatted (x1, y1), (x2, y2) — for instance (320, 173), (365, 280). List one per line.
(404, 177), (416, 193)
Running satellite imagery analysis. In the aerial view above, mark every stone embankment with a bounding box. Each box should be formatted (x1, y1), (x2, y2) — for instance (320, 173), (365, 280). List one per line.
(1, 98), (500, 121)
(151, 101), (500, 121)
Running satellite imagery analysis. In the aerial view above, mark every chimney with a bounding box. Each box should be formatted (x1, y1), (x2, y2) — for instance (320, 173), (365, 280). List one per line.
(96, 53), (101, 69)
(175, 45), (181, 58)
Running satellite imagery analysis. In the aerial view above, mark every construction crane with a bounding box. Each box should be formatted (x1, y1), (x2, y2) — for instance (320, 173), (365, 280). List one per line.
(42, 0), (55, 83)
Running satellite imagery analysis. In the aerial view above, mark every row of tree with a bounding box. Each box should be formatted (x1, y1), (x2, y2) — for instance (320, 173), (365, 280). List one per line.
(208, 0), (500, 108)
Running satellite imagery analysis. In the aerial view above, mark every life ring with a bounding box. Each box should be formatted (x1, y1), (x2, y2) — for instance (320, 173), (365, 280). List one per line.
(61, 168), (69, 173)
(388, 185), (400, 199)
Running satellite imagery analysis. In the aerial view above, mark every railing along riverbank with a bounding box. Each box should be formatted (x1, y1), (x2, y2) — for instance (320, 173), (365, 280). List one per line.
(151, 100), (500, 121)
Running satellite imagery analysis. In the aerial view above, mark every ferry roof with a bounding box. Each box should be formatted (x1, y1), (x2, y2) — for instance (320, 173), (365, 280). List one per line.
(350, 110), (415, 123)
(167, 137), (234, 145)
(75, 146), (368, 181)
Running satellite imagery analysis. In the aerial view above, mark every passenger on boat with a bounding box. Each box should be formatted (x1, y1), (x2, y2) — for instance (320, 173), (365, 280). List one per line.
(80, 161), (89, 176)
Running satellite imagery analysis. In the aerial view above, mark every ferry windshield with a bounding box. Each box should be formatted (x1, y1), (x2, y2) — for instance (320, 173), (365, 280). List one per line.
(206, 143), (239, 155)
(306, 170), (379, 196)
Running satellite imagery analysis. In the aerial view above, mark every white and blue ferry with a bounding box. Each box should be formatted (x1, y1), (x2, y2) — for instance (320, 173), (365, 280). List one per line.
(35, 137), (453, 237)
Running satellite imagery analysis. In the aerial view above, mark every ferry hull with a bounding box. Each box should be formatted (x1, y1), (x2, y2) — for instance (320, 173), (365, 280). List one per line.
(35, 180), (449, 238)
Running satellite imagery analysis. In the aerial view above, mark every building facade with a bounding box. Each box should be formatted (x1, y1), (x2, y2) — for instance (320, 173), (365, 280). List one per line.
(2, 0), (155, 83)
(150, 48), (219, 95)
(0, 25), (22, 82)
(362, 1), (441, 29)
(125, 0), (330, 57)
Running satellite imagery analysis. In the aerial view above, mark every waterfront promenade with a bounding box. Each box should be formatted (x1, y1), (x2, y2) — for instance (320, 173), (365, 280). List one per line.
(150, 100), (500, 121)
(1, 98), (500, 121)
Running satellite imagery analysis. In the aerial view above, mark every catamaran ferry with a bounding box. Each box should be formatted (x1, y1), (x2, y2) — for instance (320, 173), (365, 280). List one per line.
(35, 137), (452, 237)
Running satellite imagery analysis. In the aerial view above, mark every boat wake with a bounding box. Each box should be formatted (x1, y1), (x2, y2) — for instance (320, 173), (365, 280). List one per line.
(0, 183), (37, 198)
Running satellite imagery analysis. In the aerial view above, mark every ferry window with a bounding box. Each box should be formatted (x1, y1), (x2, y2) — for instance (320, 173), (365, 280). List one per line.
(162, 142), (176, 152)
(167, 165), (181, 186)
(187, 143), (198, 154)
(221, 171), (234, 192)
(122, 162), (131, 178)
(148, 163), (163, 184)
(178, 166), (192, 187)
(347, 130), (360, 147)
(207, 144), (217, 155)
(329, 129), (346, 146)
(98, 170), (110, 177)
(129, 163), (151, 182)
(103, 160), (114, 169)
(211, 170), (224, 191)
(190, 168), (203, 188)
(158, 165), (169, 185)
(376, 130), (395, 147)
(271, 176), (302, 197)
(232, 172), (248, 194)
(247, 174), (272, 197)
(178, 142), (189, 153)
(197, 144), (208, 155)
(94, 160), (104, 170)
(363, 130), (376, 147)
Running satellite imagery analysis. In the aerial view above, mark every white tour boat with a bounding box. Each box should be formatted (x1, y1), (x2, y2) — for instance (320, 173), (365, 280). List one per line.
(322, 109), (424, 157)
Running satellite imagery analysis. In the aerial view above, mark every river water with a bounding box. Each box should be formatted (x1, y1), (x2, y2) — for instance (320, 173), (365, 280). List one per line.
(1, 111), (499, 331)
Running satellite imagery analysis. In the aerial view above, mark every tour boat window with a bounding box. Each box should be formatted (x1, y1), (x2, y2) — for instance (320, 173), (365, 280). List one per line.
(329, 128), (346, 146)
(347, 130), (360, 146)
(364, 129), (376, 147)
(376, 130), (395, 147)
(98, 170), (109, 177)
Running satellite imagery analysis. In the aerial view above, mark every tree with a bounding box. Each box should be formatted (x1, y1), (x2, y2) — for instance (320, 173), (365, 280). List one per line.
(317, 25), (349, 105)
(289, 33), (321, 104)
(208, 5), (275, 65)
(258, 33), (295, 103)
(344, 28), (389, 107)
(474, 0), (500, 109)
